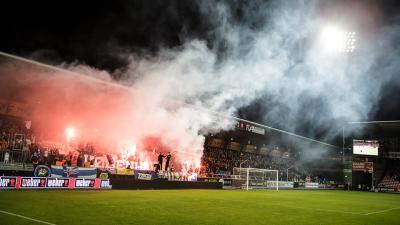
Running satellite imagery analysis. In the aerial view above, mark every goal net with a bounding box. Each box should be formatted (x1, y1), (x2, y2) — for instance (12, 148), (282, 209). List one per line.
(232, 167), (279, 190)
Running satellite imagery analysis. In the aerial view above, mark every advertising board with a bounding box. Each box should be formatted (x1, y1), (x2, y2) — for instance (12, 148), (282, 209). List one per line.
(0, 176), (111, 189)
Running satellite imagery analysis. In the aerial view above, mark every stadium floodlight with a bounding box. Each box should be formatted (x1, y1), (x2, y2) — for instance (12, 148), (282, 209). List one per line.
(320, 26), (356, 53)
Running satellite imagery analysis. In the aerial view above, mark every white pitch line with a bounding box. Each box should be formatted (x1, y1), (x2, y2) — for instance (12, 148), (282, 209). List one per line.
(363, 206), (400, 216)
(0, 209), (57, 225)
(269, 204), (363, 215)
(311, 208), (362, 215)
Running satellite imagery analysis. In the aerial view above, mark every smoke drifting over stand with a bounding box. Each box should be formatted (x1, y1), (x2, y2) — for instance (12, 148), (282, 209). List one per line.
(117, 0), (399, 141)
(1, 0), (400, 166)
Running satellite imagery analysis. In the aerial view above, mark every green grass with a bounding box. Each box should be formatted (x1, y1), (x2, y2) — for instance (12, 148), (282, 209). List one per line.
(0, 190), (399, 225)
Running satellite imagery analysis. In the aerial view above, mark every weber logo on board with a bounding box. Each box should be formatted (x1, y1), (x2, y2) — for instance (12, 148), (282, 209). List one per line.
(0, 177), (110, 189)
(0, 177), (16, 187)
(75, 179), (95, 188)
(21, 178), (46, 188)
(47, 178), (69, 188)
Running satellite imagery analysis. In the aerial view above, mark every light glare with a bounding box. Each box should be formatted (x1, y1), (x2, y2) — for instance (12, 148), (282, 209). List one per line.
(320, 26), (356, 53)
(65, 127), (76, 139)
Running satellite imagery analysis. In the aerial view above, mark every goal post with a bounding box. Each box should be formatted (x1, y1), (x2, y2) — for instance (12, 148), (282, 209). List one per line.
(232, 167), (279, 191)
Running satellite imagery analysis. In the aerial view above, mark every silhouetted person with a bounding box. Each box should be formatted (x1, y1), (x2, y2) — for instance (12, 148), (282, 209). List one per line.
(154, 163), (160, 173)
(31, 151), (39, 172)
(165, 152), (171, 171)
(158, 152), (165, 171)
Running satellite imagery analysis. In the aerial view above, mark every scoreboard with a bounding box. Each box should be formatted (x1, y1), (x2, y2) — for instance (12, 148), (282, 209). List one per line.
(353, 140), (379, 156)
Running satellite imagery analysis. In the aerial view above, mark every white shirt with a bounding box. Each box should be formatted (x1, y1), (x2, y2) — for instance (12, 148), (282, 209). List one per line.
(4, 152), (10, 161)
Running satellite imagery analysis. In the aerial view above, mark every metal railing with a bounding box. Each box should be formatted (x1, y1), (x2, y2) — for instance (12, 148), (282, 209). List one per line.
(0, 149), (30, 164)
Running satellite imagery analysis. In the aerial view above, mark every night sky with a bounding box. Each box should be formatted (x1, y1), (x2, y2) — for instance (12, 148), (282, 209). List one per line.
(1, 0), (400, 140)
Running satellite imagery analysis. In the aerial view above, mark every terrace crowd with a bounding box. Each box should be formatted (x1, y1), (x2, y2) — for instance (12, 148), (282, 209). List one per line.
(200, 145), (304, 180)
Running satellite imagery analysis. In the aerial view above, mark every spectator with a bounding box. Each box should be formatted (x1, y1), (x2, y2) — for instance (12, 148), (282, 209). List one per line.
(4, 151), (10, 164)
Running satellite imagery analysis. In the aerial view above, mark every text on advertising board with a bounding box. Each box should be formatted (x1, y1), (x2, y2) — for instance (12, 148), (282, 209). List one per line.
(75, 179), (95, 188)
(20, 178), (46, 188)
(46, 178), (69, 188)
(0, 177), (17, 188)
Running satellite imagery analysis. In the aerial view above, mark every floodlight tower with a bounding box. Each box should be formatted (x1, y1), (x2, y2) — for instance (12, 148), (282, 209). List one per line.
(319, 26), (356, 54)
(319, 25), (357, 155)
(319, 25), (357, 190)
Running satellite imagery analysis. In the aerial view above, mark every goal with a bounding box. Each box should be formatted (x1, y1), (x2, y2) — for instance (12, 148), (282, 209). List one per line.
(232, 167), (279, 191)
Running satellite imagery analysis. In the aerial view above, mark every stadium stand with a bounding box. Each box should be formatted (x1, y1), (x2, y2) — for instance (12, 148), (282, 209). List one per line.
(0, 112), (338, 184)
(1, 106), (399, 192)
(377, 159), (400, 191)
(201, 146), (296, 177)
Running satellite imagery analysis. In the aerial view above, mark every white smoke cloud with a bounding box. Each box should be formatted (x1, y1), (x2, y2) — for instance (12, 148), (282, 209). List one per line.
(111, 0), (400, 159)
(2, 0), (399, 168)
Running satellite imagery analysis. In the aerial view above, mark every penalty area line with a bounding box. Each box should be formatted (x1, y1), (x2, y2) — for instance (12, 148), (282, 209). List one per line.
(0, 209), (57, 225)
(363, 206), (400, 216)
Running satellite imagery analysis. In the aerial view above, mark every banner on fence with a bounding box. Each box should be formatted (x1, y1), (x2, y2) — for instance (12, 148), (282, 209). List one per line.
(115, 168), (135, 175)
(305, 182), (319, 189)
(51, 166), (97, 178)
(34, 165), (52, 177)
(158, 171), (183, 181)
(134, 170), (155, 180)
(137, 173), (152, 180)
(266, 181), (294, 188)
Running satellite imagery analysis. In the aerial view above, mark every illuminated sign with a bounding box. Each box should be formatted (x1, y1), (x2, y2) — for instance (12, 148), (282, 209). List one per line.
(352, 162), (373, 173)
(353, 140), (379, 156)
(245, 125), (265, 135)
(236, 121), (265, 135)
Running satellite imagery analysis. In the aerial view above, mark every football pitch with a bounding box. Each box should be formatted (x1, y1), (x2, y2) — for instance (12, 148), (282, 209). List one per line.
(0, 190), (399, 225)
